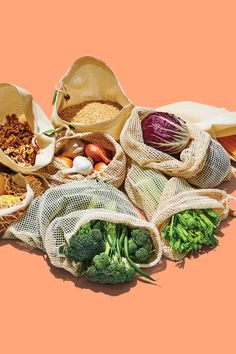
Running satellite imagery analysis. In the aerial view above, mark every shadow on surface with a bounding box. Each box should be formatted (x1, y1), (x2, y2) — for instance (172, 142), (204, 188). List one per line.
(0, 239), (162, 296)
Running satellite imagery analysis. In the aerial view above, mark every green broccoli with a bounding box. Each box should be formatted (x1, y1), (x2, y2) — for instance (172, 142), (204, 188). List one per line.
(128, 239), (138, 254)
(65, 220), (156, 284)
(128, 228), (155, 264)
(130, 228), (150, 246)
(135, 247), (149, 263)
(65, 223), (105, 262)
(84, 237), (136, 284)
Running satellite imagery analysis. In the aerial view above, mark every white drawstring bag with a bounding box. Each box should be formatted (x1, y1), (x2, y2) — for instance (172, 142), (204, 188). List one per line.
(51, 56), (134, 140)
(156, 101), (236, 138)
(0, 83), (55, 173)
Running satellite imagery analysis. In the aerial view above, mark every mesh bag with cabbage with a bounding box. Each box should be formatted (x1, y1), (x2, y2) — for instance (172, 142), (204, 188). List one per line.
(36, 128), (126, 188)
(5, 180), (162, 284)
(120, 107), (232, 188)
(125, 164), (230, 261)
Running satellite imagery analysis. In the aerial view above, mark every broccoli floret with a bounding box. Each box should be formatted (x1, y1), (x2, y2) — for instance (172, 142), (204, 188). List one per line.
(85, 253), (136, 284)
(129, 228), (154, 264)
(65, 229), (105, 262)
(135, 247), (149, 263)
(128, 239), (138, 254)
(131, 228), (150, 246)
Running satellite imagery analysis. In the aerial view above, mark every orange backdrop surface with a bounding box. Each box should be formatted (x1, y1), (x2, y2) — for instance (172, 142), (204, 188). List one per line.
(1, 1), (236, 353)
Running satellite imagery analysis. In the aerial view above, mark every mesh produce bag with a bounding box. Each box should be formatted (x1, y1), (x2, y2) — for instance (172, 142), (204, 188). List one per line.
(125, 164), (230, 261)
(0, 173), (34, 236)
(35, 129), (126, 188)
(0, 83), (55, 173)
(5, 180), (162, 276)
(120, 106), (232, 188)
(51, 56), (134, 140)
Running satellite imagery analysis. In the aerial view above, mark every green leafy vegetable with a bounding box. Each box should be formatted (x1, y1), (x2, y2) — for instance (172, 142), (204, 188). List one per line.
(163, 209), (220, 254)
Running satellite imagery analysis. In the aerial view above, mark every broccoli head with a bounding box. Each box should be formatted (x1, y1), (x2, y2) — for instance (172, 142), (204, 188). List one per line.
(129, 228), (154, 263)
(65, 229), (105, 262)
(128, 239), (138, 255)
(130, 228), (150, 246)
(84, 253), (135, 284)
(135, 247), (149, 263)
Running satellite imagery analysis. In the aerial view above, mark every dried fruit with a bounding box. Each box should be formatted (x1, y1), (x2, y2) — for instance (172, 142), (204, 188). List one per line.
(0, 114), (40, 166)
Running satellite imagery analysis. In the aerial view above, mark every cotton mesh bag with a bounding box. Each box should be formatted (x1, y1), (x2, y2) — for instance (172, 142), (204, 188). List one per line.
(35, 129), (126, 188)
(51, 56), (134, 140)
(0, 83), (55, 173)
(0, 173), (34, 236)
(120, 106), (232, 188)
(5, 180), (162, 277)
(125, 164), (230, 261)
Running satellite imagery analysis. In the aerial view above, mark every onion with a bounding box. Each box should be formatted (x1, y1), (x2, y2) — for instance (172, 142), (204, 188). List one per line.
(141, 112), (190, 154)
(94, 162), (107, 171)
(85, 144), (111, 164)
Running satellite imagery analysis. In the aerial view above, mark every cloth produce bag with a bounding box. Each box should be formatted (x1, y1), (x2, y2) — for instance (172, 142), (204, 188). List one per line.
(0, 83), (55, 173)
(156, 101), (236, 138)
(35, 129), (126, 188)
(0, 173), (35, 236)
(51, 56), (134, 140)
(125, 164), (230, 261)
(120, 106), (232, 188)
(5, 180), (162, 277)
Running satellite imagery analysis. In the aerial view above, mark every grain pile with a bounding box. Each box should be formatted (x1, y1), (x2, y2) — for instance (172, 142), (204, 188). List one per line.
(59, 100), (122, 124)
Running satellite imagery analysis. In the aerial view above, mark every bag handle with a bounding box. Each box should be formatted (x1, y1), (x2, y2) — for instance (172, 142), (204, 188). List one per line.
(52, 79), (70, 104)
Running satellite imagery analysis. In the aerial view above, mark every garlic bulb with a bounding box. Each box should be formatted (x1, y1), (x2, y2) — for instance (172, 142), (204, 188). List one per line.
(62, 156), (93, 176)
(62, 140), (84, 159)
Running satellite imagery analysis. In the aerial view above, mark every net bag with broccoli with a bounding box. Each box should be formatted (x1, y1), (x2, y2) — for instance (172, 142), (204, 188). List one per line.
(120, 106), (232, 188)
(125, 164), (230, 261)
(5, 180), (162, 284)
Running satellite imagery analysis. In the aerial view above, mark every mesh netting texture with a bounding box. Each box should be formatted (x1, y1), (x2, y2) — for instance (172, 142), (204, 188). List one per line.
(125, 164), (230, 261)
(5, 180), (162, 276)
(120, 106), (232, 188)
(35, 130), (126, 188)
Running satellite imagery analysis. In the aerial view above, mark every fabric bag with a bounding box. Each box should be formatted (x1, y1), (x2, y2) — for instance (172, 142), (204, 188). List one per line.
(156, 101), (236, 138)
(125, 164), (230, 261)
(0, 173), (35, 236)
(5, 180), (162, 277)
(120, 106), (232, 188)
(0, 83), (55, 173)
(51, 56), (134, 140)
(35, 129), (126, 188)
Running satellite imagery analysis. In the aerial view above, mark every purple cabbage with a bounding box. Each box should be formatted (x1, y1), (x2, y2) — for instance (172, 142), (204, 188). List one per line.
(141, 112), (190, 154)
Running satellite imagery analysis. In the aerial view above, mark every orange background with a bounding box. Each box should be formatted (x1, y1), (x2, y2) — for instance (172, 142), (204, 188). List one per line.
(0, 1), (236, 353)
